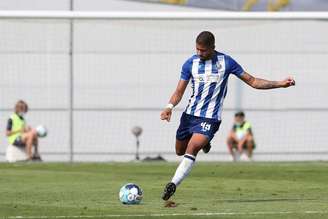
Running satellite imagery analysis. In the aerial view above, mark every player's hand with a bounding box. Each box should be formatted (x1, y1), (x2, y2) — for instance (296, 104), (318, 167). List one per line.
(160, 108), (172, 122)
(281, 76), (295, 88)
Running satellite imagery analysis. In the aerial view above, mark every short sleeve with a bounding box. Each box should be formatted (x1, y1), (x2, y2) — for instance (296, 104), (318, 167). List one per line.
(6, 118), (12, 131)
(227, 56), (244, 77)
(180, 59), (192, 81)
(244, 122), (253, 134)
(245, 122), (252, 132)
(244, 122), (251, 130)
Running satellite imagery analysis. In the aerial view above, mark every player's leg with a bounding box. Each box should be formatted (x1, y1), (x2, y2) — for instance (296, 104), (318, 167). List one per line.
(245, 135), (255, 158)
(171, 134), (208, 187)
(227, 132), (238, 160)
(239, 142), (250, 161)
(162, 133), (208, 200)
(32, 134), (42, 160)
(21, 130), (37, 159)
(175, 112), (193, 156)
(237, 140), (244, 154)
(21, 133), (33, 159)
(33, 136), (39, 153)
(162, 116), (220, 200)
(162, 113), (192, 200)
(185, 133), (209, 156)
(175, 138), (190, 156)
(202, 141), (212, 153)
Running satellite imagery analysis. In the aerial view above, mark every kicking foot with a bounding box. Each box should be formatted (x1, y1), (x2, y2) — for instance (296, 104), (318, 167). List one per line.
(202, 142), (211, 154)
(162, 182), (176, 201)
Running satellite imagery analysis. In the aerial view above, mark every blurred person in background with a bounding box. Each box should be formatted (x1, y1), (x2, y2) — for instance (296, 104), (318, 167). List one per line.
(6, 100), (41, 161)
(227, 111), (255, 161)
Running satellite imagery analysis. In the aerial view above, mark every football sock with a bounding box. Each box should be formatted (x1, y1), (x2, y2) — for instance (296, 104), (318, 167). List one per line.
(171, 154), (195, 186)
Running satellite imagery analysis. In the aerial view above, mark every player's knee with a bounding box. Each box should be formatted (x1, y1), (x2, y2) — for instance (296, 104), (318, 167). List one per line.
(26, 132), (33, 139)
(26, 132), (37, 142)
(175, 145), (185, 156)
(246, 135), (254, 143)
(26, 129), (34, 135)
(176, 150), (185, 156)
(28, 133), (33, 139)
(227, 136), (233, 145)
(29, 130), (37, 139)
(187, 142), (203, 154)
(175, 140), (188, 156)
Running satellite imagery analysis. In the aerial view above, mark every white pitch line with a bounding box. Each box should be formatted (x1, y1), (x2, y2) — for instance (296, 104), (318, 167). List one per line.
(6, 210), (328, 219)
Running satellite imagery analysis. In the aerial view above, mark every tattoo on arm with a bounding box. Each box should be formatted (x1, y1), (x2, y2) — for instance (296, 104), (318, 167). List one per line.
(252, 77), (281, 89)
(241, 72), (282, 90)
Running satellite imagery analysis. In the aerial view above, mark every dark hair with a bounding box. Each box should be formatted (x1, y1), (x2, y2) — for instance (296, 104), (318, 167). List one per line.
(196, 31), (215, 48)
(15, 100), (28, 113)
(235, 111), (245, 117)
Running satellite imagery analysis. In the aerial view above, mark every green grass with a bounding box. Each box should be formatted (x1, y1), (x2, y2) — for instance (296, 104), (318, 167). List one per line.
(1, 162), (328, 219)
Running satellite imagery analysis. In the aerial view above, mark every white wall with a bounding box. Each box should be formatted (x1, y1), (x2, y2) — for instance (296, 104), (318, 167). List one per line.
(0, 17), (327, 162)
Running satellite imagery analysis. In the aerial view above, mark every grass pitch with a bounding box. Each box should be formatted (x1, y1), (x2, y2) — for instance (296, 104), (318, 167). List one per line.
(1, 162), (328, 219)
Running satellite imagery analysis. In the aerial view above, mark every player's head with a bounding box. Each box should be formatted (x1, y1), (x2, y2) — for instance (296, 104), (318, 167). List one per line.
(15, 100), (28, 116)
(196, 31), (215, 60)
(234, 111), (245, 124)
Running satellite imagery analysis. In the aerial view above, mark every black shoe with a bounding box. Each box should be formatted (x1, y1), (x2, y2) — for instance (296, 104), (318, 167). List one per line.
(32, 155), (42, 162)
(202, 142), (211, 154)
(162, 182), (176, 201)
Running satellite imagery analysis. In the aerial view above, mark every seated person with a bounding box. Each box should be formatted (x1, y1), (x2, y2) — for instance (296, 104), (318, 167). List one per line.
(227, 111), (255, 161)
(6, 100), (41, 161)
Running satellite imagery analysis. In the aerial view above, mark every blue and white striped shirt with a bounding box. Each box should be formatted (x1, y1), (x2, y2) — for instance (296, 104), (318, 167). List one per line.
(181, 51), (244, 120)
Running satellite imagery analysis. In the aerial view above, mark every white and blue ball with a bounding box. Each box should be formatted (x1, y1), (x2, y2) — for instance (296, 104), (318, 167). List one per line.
(119, 183), (143, 205)
(36, 125), (47, 138)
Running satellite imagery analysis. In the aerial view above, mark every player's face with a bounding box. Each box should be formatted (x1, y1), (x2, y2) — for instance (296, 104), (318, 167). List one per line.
(15, 102), (28, 116)
(235, 116), (244, 125)
(196, 43), (214, 60)
(15, 104), (26, 116)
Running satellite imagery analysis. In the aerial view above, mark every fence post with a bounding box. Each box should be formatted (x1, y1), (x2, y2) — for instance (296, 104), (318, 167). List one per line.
(69, 0), (74, 162)
(235, 79), (243, 111)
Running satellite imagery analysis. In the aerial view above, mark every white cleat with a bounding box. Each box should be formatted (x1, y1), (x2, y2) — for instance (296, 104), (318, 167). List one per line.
(229, 155), (236, 162)
(240, 154), (250, 162)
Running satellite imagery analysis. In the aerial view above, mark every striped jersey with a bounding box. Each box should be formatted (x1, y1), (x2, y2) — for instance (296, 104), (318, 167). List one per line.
(181, 51), (244, 120)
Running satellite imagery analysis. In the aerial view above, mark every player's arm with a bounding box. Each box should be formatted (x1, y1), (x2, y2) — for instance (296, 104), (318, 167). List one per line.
(6, 129), (23, 137)
(6, 129), (22, 137)
(160, 79), (189, 122)
(239, 72), (295, 89)
(5, 119), (23, 137)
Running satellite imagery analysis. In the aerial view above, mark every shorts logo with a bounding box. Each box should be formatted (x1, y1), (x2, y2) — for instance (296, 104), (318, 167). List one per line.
(201, 122), (211, 132)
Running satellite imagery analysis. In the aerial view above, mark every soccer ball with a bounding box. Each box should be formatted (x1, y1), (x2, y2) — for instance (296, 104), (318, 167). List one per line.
(119, 183), (143, 205)
(36, 125), (47, 138)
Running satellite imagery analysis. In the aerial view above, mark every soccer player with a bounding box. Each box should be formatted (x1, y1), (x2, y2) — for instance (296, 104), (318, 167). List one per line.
(6, 100), (41, 161)
(160, 31), (295, 201)
(227, 111), (255, 161)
